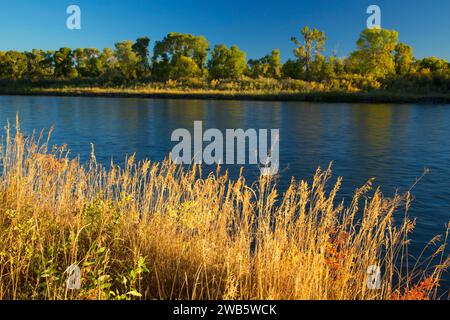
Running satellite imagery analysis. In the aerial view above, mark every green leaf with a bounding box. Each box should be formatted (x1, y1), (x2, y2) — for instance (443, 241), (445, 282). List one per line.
(126, 290), (142, 297)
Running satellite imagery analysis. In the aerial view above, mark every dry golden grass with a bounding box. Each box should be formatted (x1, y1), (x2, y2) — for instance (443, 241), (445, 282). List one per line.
(0, 118), (448, 300)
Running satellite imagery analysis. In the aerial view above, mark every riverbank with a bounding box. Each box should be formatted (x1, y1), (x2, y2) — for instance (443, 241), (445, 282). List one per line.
(1, 86), (450, 103)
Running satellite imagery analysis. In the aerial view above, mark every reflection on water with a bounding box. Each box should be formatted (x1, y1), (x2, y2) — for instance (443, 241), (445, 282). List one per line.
(0, 95), (449, 286)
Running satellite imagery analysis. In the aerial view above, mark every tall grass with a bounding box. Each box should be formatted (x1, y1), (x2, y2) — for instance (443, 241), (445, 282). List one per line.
(0, 119), (448, 300)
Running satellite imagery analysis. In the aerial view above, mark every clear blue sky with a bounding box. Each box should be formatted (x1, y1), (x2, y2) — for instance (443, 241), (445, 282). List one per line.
(1, 0), (449, 61)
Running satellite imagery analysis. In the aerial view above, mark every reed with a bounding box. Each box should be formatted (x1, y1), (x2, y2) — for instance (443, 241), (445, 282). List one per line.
(0, 118), (448, 300)
(3, 86), (450, 103)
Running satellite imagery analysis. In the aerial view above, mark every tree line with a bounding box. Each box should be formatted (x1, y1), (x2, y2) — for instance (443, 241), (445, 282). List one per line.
(0, 27), (449, 92)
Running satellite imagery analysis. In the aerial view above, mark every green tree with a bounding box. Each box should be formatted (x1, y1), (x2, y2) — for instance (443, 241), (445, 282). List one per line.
(114, 41), (140, 81)
(310, 54), (326, 80)
(291, 26), (326, 78)
(208, 44), (247, 79)
(54, 48), (77, 78)
(98, 48), (117, 79)
(349, 28), (399, 78)
(416, 56), (448, 73)
(132, 37), (151, 79)
(41, 51), (56, 78)
(248, 50), (281, 79)
(170, 55), (202, 79)
(394, 43), (415, 76)
(74, 48), (88, 77)
(152, 33), (209, 80)
(74, 48), (103, 78)
(0, 51), (28, 80)
(323, 56), (338, 79)
(24, 49), (50, 79)
(333, 57), (345, 76)
(85, 48), (103, 78)
(281, 59), (302, 79)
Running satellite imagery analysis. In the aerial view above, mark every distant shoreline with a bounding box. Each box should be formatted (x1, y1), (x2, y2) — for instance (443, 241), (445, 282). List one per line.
(1, 87), (450, 104)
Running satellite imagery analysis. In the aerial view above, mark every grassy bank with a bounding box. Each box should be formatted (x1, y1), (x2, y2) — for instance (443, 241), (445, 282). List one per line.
(0, 121), (448, 300)
(1, 84), (450, 104)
